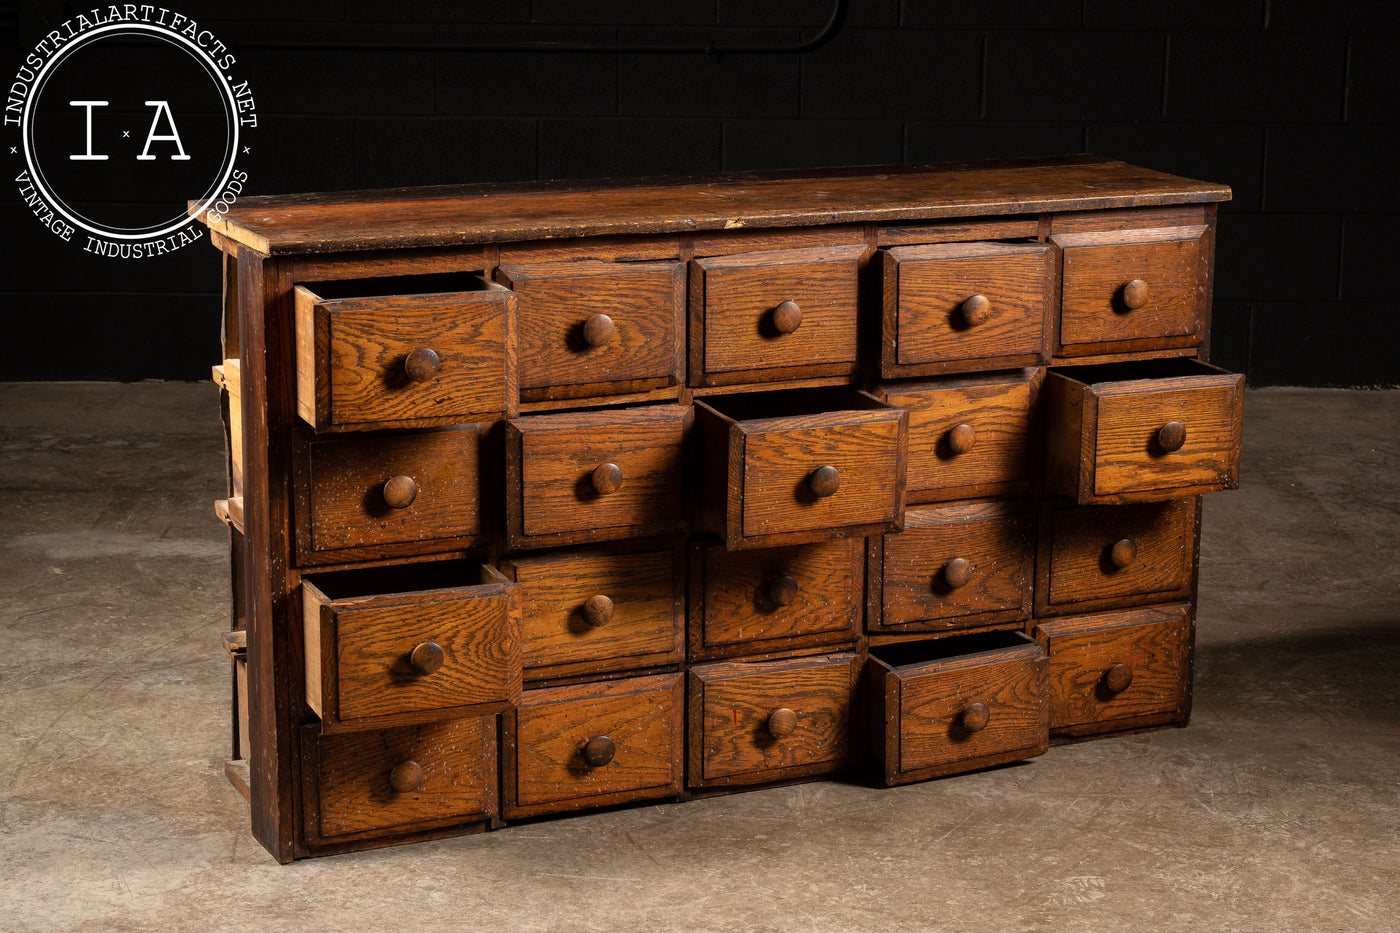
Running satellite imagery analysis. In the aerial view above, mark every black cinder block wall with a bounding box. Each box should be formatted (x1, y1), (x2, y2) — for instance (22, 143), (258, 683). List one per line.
(2, 1), (1396, 385)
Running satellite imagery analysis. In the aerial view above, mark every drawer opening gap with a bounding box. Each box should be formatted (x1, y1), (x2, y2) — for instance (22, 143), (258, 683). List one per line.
(303, 559), (500, 601)
(700, 385), (885, 421)
(1051, 357), (1222, 385)
(301, 271), (492, 300)
(870, 630), (1034, 669)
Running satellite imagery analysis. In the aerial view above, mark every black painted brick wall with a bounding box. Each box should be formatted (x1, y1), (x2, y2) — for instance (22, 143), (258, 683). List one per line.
(3, 0), (1396, 385)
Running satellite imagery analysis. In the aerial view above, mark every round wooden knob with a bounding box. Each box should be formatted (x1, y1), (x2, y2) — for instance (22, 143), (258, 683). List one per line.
(943, 557), (973, 589)
(389, 760), (424, 793)
(961, 294), (991, 326)
(582, 594), (614, 628)
(767, 575), (799, 607)
(960, 702), (990, 733)
(1157, 421), (1187, 453)
(582, 735), (616, 768)
(771, 300), (802, 335)
(582, 313), (615, 347)
(1122, 278), (1150, 310)
(1103, 662), (1134, 695)
(1109, 537), (1138, 570)
(767, 707), (798, 738)
(409, 641), (445, 675)
(404, 347), (440, 382)
(381, 475), (419, 509)
(807, 465), (840, 498)
(591, 462), (623, 495)
(947, 423), (977, 455)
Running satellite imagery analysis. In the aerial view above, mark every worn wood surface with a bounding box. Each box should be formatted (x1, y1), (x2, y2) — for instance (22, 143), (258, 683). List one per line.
(1034, 603), (1192, 736)
(876, 217), (1040, 247)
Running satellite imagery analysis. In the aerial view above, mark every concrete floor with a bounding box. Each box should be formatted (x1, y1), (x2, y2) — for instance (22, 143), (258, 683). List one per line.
(1, 382), (1396, 932)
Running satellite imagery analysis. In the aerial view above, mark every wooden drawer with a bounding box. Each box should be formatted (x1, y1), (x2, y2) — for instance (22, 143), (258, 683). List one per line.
(501, 544), (684, 682)
(880, 241), (1054, 378)
(295, 425), (484, 561)
(302, 562), (521, 732)
(1034, 603), (1193, 737)
(307, 716), (497, 844)
(495, 259), (684, 402)
(1052, 224), (1208, 356)
(869, 500), (1033, 634)
(505, 404), (690, 549)
(1044, 358), (1243, 504)
(695, 386), (908, 550)
(503, 672), (684, 819)
(688, 652), (859, 789)
(689, 244), (865, 386)
(878, 368), (1041, 504)
(213, 359), (244, 500)
(689, 537), (863, 661)
(294, 274), (516, 432)
(1036, 498), (1197, 617)
(867, 631), (1048, 786)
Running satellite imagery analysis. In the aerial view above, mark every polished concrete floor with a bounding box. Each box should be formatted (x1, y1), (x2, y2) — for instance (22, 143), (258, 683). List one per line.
(1, 383), (1396, 932)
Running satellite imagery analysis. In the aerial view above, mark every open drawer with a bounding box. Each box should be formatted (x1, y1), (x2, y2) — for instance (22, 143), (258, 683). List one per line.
(1044, 358), (1243, 504)
(302, 560), (521, 733)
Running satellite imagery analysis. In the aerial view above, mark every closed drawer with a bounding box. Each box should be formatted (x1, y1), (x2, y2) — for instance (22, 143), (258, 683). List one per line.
(505, 405), (690, 549)
(495, 259), (683, 401)
(689, 537), (863, 661)
(302, 561), (521, 732)
(296, 425), (483, 561)
(695, 386), (908, 550)
(688, 652), (859, 789)
(503, 672), (684, 819)
(880, 241), (1054, 377)
(1036, 498), (1197, 617)
(309, 716), (497, 844)
(870, 500), (1033, 634)
(501, 544), (684, 682)
(878, 368), (1041, 504)
(1034, 603), (1193, 737)
(867, 631), (1048, 786)
(1052, 225), (1208, 355)
(1044, 358), (1243, 504)
(690, 244), (865, 386)
(294, 273), (516, 432)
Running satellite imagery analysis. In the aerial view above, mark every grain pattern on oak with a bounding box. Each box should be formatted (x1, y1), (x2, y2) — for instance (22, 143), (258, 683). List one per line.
(689, 653), (858, 785)
(303, 425), (481, 554)
(1034, 604), (1192, 734)
(502, 545), (683, 679)
(294, 281), (515, 430)
(876, 501), (1033, 631)
(315, 717), (496, 839)
(691, 537), (863, 659)
(505, 672), (683, 817)
(495, 259), (683, 397)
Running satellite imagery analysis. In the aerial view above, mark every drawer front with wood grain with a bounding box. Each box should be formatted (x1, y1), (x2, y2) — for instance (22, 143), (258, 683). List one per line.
(294, 277), (516, 431)
(503, 672), (684, 819)
(879, 368), (1041, 504)
(872, 500), (1033, 634)
(688, 652), (859, 788)
(506, 405), (690, 549)
(298, 426), (483, 559)
(302, 564), (521, 732)
(1037, 498), (1197, 616)
(696, 387), (908, 550)
(690, 244), (865, 386)
(867, 632), (1048, 786)
(495, 259), (684, 401)
(880, 241), (1054, 377)
(502, 545), (684, 682)
(1035, 603), (1193, 736)
(311, 716), (497, 842)
(1052, 225), (1208, 355)
(690, 537), (863, 661)
(1045, 359), (1243, 504)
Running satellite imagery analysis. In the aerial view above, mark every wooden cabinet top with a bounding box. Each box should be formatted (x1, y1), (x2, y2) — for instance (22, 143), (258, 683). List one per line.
(194, 155), (1230, 256)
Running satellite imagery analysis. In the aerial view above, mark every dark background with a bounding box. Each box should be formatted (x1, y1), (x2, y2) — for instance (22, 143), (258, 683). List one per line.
(2, 0), (1396, 386)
